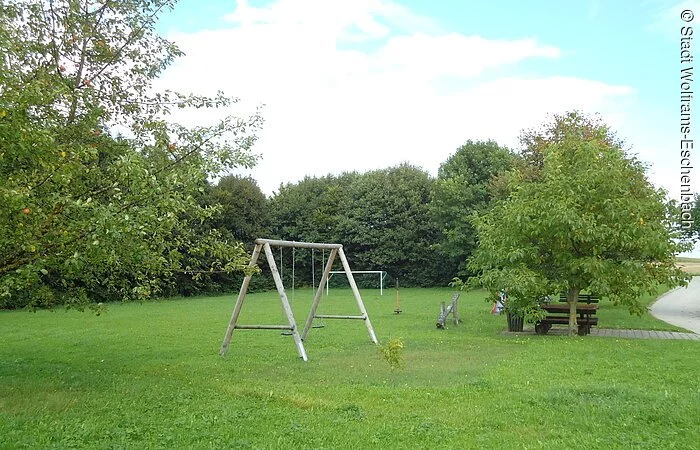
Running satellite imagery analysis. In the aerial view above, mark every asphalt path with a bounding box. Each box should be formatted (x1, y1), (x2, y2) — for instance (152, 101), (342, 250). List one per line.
(650, 276), (700, 334)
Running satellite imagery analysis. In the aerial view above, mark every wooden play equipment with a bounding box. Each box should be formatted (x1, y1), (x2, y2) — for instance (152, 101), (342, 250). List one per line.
(394, 279), (402, 314)
(219, 239), (378, 361)
(436, 293), (461, 329)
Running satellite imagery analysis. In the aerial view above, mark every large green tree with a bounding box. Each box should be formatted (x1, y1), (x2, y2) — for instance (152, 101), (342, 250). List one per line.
(268, 173), (357, 287)
(267, 166), (447, 287)
(431, 140), (514, 275)
(211, 175), (269, 244)
(468, 113), (691, 334)
(340, 164), (444, 286)
(0, 0), (262, 308)
(517, 111), (622, 181)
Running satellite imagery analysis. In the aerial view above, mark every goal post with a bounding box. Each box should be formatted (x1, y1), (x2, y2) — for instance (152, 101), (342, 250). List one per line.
(219, 238), (378, 361)
(326, 270), (388, 295)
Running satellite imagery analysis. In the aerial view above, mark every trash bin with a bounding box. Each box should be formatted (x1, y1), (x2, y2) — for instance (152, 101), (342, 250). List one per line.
(507, 312), (524, 332)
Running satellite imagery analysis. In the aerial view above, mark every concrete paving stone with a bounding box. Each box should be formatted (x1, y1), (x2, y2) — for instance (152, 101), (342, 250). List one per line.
(511, 326), (699, 340)
(553, 328), (699, 341)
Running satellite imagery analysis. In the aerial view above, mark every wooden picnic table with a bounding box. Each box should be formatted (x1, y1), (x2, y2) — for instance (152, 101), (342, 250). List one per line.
(535, 303), (598, 336)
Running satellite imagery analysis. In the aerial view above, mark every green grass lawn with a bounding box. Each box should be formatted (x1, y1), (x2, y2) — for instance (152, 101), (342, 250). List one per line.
(1, 287), (698, 449)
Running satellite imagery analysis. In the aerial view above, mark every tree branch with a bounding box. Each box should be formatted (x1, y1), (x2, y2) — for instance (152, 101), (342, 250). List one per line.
(85, 1), (172, 87)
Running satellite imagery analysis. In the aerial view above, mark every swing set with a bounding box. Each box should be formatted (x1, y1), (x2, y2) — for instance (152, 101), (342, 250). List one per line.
(219, 238), (379, 361)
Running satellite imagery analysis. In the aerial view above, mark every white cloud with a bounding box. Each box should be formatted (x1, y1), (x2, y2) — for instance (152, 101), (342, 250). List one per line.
(157, 0), (636, 197)
(372, 33), (560, 79)
(224, 0), (443, 40)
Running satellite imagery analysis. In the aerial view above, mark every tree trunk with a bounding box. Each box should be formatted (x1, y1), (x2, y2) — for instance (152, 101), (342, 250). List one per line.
(566, 288), (580, 336)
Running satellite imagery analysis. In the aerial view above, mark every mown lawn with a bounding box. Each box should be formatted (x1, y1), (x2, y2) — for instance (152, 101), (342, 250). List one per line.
(1, 287), (698, 449)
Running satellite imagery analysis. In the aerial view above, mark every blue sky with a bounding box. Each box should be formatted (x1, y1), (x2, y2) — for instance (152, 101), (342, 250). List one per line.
(155, 0), (698, 255)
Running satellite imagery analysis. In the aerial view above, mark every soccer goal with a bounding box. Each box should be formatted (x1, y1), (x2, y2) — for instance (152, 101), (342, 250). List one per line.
(326, 270), (388, 295)
(219, 238), (378, 361)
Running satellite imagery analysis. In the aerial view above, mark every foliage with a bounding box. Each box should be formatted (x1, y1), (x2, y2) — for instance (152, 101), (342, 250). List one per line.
(340, 164), (445, 286)
(269, 173), (356, 243)
(468, 112), (691, 334)
(268, 173), (357, 287)
(431, 140), (515, 275)
(268, 165), (448, 287)
(517, 110), (623, 181)
(211, 175), (269, 244)
(450, 277), (544, 323)
(377, 337), (405, 370)
(163, 175), (272, 296)
(0, 0), (262, 308)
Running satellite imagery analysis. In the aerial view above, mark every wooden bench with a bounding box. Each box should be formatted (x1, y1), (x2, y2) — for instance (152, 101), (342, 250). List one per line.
(535, 303), (598, 336)
(558, 293), (600, 304)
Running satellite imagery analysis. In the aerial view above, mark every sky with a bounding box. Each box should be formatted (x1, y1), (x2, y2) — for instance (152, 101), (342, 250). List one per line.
(154, 0), (700, 253)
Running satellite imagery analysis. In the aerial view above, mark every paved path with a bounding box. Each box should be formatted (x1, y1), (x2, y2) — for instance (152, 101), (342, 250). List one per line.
(510, 328), (700, 340)
(649, 276), (700, 334)
(590, 328), (699, 340)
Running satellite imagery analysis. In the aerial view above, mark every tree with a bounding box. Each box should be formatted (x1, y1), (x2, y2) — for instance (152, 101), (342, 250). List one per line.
(267, 166), (447, 287)
(0, 0), (262, 308)
(211, 175), (269, 244)
(431, 140), (515, 276)
(517, 111), (623, 181)
(339, 164), (445, 286)
(267, 173), (357, 287)
(269, 174), (356, 243)
(468, 113), (691, 335)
